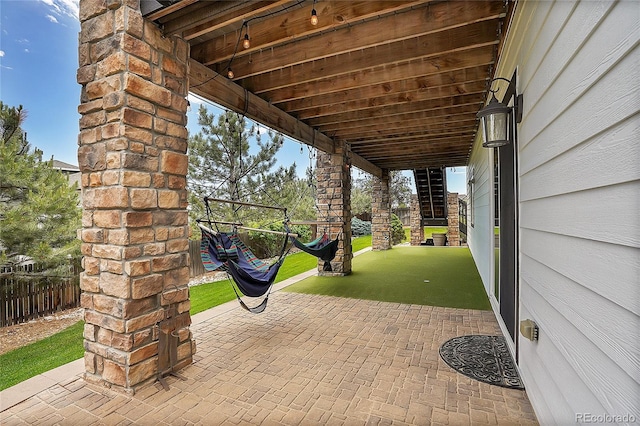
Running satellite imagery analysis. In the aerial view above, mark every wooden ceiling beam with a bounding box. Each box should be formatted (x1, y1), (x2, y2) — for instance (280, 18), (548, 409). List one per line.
(149, 0), (506, 173)
(332, 111), (478, 132)
(145, 0), (199, 21)
(192, 0), (429, 65)
(375, 160), (468, 170)
(321, 104), (481, 134)
(351, 137), (469, 158)
(255, 46), (495, 104)
(344, 128), (476, 147)
(335, 124), (475, 141)
(314, 114), (477, 138)
(181, 1), (292, 41)
(350, 134), (476, 150)
(188, 59), (382, 178)
(156, 2), (238, 33)
(353, 136), (473, 150)
(343, 119), (478, 140)
(240, 20), (499, 93)
(293, 79), (487, 120)
(306, 93), (484, 127)
(375, 155), (469, 170)
(375, 151), (469, 162)
(205, 1), (504, 76)
(348, 129), (476, 145)
(365, 153), (470, 165)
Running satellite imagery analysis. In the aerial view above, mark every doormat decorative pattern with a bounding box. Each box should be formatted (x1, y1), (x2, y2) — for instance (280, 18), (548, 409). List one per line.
(439, 335), (524, 389)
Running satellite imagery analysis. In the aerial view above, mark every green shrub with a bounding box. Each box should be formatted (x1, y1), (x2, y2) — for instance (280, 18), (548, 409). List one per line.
(244, 221), (311, 258)
(351, 217), (371, 236)
(391, 214), (405, 245)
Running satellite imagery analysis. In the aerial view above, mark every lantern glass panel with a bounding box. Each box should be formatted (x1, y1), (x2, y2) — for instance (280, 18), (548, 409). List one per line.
(484, 111), (508, 143)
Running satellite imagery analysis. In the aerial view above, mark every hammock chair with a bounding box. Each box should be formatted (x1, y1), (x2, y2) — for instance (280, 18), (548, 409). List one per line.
(198, 197), (293, 313)
(286, 225), (339, 271)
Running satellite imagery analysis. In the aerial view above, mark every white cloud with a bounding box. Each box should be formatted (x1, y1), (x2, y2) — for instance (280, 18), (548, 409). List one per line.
(24, 49), (30, 53)
(46, 14), (59, 23)
(0, 50), (4, 57)
(39, 0), (79, 21)
(0, 65), (13, 70)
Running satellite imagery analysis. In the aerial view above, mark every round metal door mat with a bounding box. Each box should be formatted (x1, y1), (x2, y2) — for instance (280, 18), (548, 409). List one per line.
(439, 335), (524, 389)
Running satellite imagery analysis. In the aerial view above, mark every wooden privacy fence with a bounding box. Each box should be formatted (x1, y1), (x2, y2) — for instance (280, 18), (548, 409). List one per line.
(189, 240), (205, 277)
(0, 259), (81, 327)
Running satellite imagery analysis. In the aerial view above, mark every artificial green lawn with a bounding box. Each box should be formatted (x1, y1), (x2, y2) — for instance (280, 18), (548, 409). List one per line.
(284, 246), (491, 310)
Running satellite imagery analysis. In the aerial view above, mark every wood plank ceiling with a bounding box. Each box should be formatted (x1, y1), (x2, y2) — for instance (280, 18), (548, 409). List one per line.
(144, 0), (510, 176)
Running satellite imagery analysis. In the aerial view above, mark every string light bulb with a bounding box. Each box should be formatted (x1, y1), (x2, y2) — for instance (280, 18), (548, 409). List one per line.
(227, 67), (234, 79)
(310, 8), (318, 25)
(243, 33), (250, 49)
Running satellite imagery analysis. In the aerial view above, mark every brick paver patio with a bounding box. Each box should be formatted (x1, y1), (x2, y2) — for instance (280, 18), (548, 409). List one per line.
(1, 291), (538, 425)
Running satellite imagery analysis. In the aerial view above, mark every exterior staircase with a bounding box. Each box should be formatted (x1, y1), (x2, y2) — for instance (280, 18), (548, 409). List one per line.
(413, 167), (448, 226)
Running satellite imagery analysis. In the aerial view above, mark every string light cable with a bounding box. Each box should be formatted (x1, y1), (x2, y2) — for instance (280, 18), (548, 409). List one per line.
(190, 0), (310, 88)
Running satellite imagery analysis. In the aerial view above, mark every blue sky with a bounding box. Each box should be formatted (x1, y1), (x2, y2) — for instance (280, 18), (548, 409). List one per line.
(0, 0), (466, 194)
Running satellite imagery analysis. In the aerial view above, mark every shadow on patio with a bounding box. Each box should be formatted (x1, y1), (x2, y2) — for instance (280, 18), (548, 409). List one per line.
(0, 247), (537, 425)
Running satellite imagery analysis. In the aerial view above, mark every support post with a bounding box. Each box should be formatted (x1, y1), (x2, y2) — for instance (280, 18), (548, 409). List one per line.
(77, 0), (193, 393)
(315, 149), (352, 275)
(372, 169), (391, 250)
(447, 193), (461, 246)
(410, 195), (424, 246)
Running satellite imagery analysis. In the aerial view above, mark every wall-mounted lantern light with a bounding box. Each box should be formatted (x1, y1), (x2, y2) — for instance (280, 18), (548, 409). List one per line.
(477, 76), (523, 148)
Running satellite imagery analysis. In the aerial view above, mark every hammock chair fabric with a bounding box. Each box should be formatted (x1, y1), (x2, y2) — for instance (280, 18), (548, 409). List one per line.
(199, 195), (293, 313)
(200, 226), (284, 313)
(286, 224), (339, 271)
(200, 231), (237, 272)
(291, 234), (339, 271)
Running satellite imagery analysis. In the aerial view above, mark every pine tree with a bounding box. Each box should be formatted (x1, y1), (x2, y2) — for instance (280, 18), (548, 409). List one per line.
(350, 170), (412, 216)
(389, 170), (412, 208)
(0, 102), (81, 269)
(187, 106), (299, 229)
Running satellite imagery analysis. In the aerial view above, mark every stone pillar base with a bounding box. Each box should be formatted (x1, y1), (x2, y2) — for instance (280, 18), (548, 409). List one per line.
(318, 271), (351, 277)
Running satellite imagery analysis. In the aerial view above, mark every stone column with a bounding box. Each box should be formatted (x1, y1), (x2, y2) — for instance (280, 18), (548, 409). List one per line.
(447, 193), (460, 246)
(410, 195), (424, 246)
(77, 1), (193, 393)
(316, 149), (352, 275)
(371, 169), (391, 250)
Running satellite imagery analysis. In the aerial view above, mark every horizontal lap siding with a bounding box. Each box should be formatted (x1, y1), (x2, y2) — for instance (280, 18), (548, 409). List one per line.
(490, 0), (640, 422)
(467, 136), (493, 294)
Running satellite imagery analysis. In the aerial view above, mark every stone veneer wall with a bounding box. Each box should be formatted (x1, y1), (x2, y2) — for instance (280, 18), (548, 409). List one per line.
(447, 193), (460, 247)
(315, 150), (352, 275)
(410, 195), (424, 246)
(76, 0), (193, 393)
(371, 169), (391, 250)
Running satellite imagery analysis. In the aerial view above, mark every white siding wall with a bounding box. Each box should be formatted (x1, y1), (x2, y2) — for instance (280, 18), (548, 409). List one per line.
(469, 0), (640, 423)
(467, 137), (494, 296)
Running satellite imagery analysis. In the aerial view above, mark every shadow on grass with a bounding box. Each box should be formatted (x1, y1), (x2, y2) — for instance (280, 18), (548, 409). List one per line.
(284, 246), (491, 310)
